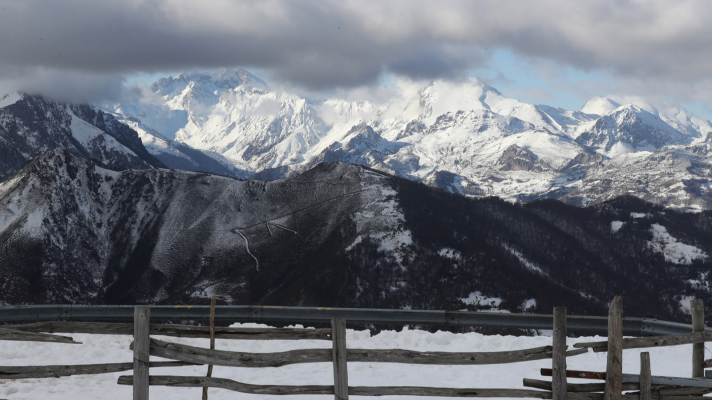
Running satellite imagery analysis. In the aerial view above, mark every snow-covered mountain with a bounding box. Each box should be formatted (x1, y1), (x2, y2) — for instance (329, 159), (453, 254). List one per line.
(2, 149), (712, 323)
(101, 69), (712, 211)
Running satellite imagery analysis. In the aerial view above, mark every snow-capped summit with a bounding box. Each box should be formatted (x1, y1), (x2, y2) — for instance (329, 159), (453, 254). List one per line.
(151, 68), (266, 98)
(575, 104), (691, 156)
(580, 96), (621, 116)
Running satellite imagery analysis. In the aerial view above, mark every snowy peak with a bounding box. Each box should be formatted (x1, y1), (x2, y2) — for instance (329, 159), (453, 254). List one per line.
(580, 96), (621, 116)
(576, 104), (689, 155)
(151, 68), (267, 98)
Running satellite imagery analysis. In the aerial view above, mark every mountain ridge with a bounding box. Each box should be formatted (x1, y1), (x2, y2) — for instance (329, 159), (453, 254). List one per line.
(1, 149), (711, 325)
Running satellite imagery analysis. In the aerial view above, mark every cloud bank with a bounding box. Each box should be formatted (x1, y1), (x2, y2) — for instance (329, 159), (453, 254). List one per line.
(1, 0), (711, 104)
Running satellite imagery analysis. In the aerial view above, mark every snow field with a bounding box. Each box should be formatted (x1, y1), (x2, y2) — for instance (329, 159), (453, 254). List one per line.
(0, 323), (705, 400)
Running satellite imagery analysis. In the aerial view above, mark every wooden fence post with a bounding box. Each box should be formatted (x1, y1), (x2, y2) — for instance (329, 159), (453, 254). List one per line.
(331, 318), (348, 400)
(552, 307), (567, 400)
(133, 306), (151, 400)
(202, 294), (217, 400)
(692, 298), (704, 378)
(604, 296), (622, 400)
(640, 352), (651, 400)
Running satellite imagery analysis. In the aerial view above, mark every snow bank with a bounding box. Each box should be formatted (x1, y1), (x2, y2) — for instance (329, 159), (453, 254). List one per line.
(648, 223), (708, 265)
(0, 324), (705, 400)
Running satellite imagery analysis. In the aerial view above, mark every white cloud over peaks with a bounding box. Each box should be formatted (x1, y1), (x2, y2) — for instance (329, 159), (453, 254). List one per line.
(1, 1), (712, 104)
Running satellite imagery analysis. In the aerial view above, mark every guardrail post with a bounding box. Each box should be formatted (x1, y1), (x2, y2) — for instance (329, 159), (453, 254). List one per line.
(331, 317), (348, 400)
(692, 298), (704, 378)
(604, 296), (623, 400)
(134, 306), (150, 400)
(552, 307), (567, 400)
(640, 352), (651, 400)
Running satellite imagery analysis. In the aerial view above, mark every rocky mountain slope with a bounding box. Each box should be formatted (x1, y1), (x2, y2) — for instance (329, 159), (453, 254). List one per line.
(0, 93), (165, 181)
(0, 92), (243, 180)
(1, 150), (711, 323)
(101, 70), (712, 211)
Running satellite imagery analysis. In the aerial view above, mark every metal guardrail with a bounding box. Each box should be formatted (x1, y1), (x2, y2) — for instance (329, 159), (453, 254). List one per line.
(0, 305), (704, 337)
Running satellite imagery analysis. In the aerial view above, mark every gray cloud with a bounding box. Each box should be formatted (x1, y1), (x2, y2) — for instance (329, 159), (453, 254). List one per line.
(1, 0), (712, 103)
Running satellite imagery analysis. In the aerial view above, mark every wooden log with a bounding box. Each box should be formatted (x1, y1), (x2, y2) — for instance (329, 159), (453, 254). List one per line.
(117, 375), (557, 397)
(332, 318), (348, 400)
(523, 378), (639, 392)
(545, 368), (712, 389)
(0, 327), (79, 344)
(621, 374), (712, 388)
(146, 338), (333, 367)
(605, 296), (623, 400)
(134, 306), (150, 400)
(524, 380), (710, 399)
(542, 368), (606, 380)
(0, 361), (194, 380)
(691, 298), (704, 378)
(552, 307), (567, 400)
(9, 321), (331, 340)
(573, 331), (712, 353)
(145, 338), (589, 368)
(640, 352), (651, 400)
(203, 294), (216, 400)
(656, 387), (712, 396)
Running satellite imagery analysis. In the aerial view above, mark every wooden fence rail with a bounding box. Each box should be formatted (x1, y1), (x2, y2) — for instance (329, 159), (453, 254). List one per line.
(137, 338), (587, 368)
(9, 321), (332, 340)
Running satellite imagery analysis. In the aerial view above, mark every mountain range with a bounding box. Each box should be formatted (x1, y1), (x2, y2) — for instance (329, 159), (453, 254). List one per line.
(1, 69), (712, 321)
(95, 69), (712, 211)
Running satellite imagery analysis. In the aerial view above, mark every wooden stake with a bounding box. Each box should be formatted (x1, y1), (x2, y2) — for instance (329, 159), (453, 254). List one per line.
(691, 298), (704, 378)
(639, 352), (651, 400)
(331, 318), (348, 400)
(202, 295), (216, 400)
(604, 296), (623, 400)
(133, 306), (151, 400)
(552, 306), (567, 400)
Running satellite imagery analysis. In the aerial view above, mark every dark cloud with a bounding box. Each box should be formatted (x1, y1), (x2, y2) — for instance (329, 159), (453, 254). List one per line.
(1, 0), (711, 102)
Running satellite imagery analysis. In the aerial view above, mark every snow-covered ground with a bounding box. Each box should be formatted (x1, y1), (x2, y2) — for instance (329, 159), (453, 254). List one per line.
(0, 323), (704, 400)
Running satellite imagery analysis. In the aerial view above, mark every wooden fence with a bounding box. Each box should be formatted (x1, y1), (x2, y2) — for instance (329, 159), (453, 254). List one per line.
(0, 296), (711, 400)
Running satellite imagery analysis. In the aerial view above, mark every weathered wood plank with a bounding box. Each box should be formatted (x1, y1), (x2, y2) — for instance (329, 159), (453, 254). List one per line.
(117, 375), (557, 397)
(146, 338), (588, 368)
(640, 352), (651, 400)
(605, 296), (623, 400)
(542, 368), (606, 380)
(133, 306), (150, 400)
(545, 368), (712, 390)
(574, 332), (712, 353)
(146, 338), (332, 367)
(524, 380), (709, 399)
(523, 379), (639, 392)
(9, 321), (332, 340)
(0, 361), (194, 380)
(552, 307), (567, 400)
(621, 374), (712, 388)
(0, 327), (79, 344)
(203, 294), (216, 400)
(332, 318), (348, 400)
(691, 298), (704, 378)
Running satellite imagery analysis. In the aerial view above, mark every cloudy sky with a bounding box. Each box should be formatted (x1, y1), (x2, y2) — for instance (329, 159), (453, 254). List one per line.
(2, 0), (712, 117)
